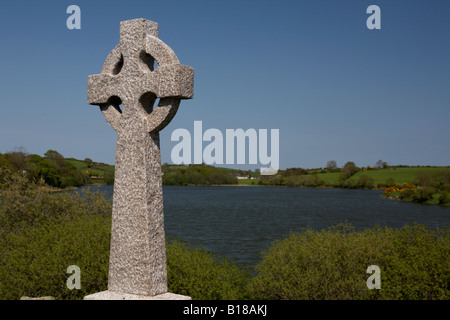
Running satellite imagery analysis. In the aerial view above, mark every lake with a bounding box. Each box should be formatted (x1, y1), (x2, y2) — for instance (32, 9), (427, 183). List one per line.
(77, 185), (450, 268)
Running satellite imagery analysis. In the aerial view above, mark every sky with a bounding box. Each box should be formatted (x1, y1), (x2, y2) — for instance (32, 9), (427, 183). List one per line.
(0, 0), (449, 170)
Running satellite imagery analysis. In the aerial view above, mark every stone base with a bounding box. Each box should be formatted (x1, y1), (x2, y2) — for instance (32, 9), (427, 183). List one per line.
(83, 291), (191, 300)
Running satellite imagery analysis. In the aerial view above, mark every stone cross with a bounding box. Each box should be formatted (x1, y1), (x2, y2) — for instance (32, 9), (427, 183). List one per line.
(84, 18), (193, 300)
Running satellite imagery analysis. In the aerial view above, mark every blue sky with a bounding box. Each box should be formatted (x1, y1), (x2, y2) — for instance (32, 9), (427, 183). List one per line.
(1, 0), (449, 170)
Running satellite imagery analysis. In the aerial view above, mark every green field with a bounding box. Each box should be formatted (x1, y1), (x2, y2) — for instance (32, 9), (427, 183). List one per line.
(237, 178), (259, 185)
(237, 166), (450, 188)
(66, 158), (114, 184)
(346, 167), (449, 186)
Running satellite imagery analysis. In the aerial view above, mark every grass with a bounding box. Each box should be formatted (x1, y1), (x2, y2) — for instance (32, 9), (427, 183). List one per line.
(237, 167), (450, 188)
(347, 167), (450, 186)
(66, 159), (86, 169)
(315, 172), (342, 184)
(65, 159), (114, 185)
(237, 178), (259, 185)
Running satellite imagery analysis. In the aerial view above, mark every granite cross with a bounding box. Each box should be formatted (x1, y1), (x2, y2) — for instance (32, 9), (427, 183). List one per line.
(85, 18), (193, 299)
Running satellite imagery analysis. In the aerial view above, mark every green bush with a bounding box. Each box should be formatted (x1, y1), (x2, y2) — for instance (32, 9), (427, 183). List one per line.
(167, 240), (250, 300)
(248, 224), (449, 300)
(356, 175), (375, 189)
(0, 222), (249, 300)
(0, 215), (111, 300)
(0, 176), (113, 300)
(438, 192), (450, 206)
(0, 170), (112, 234)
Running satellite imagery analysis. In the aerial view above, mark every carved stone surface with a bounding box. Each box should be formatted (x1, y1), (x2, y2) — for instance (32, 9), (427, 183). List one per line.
(84, 18), (193, 299)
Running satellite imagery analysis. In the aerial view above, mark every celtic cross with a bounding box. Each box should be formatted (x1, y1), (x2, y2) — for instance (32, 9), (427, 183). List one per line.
(85, 18), (193, 298)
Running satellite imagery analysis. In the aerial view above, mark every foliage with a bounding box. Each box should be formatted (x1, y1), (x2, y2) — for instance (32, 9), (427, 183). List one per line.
(249, 224), (450, 300)
(0, 170), (113, 299)
(1, 149), (87, 189)
(0, 169), (111, 235)
(0, 214), (111, 300)
(1, 161), (449, 300)
(0, 177), (448, 300)
(326, 160), (338, 172)
(103, 169), (115, 186)
(284, 167), (308, 176)
(167, 240), (250, 300)
(375, 160), (388, 169)
(382, 171), (450, 206)
(341, 161), (359, 180)
(0, 170), (247, 300)
(162, 164), (238, 186)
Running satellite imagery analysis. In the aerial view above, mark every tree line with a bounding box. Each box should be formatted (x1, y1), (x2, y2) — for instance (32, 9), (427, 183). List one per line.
(0, 148), (87, 189)
(259, 161), (374, 189)
(162, 163), (238, 186)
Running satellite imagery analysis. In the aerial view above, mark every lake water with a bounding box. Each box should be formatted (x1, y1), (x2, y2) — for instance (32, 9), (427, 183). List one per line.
(77, 185), (450, 268)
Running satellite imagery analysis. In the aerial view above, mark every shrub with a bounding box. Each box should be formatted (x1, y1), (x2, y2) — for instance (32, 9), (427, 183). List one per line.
(0, 215), (111, 300)
(248, 224), (449, 300)
(0, 174), (250, 300)
(341, 162), (359, 180)
(167, 240), (250, 300)
(413, 187), (435, 203)
(1, 168), (448, 300)
(0, 173), (112, 235)
(0, 222), (249, 300)
(0, 180), (113, 300)
(438, 192), (450, 206)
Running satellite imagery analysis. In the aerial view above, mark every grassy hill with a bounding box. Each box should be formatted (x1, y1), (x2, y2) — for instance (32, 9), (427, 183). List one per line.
(65, 158), (115, 185)
(346, 167), (449, 186)
(239, 166), (450, 188)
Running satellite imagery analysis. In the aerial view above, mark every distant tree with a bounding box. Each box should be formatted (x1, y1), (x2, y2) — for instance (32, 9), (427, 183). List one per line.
(284, 168), (307, 177)
(44, 150), (64, 161)
(0, 153), (12, 169)
(326, 160), (337, 172)
(356, 174), (375, 189)
(341, 161), (359, 180)
(104, 169), (115, 185)
(6, 147), (29, 172)
(84, 158), (94, 168)
(376, 159), (389, 169)
(42, 150), (86, 188)
(375, 160), (383, 169)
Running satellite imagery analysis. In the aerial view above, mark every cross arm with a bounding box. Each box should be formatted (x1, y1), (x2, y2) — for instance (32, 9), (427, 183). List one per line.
(88, 74), (123, 131)
(142, 64), (194, 99)
(88, 74), (122, 105)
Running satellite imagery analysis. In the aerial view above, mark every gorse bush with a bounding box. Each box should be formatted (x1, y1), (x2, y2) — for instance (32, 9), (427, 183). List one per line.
(381, 170), (450, 206)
